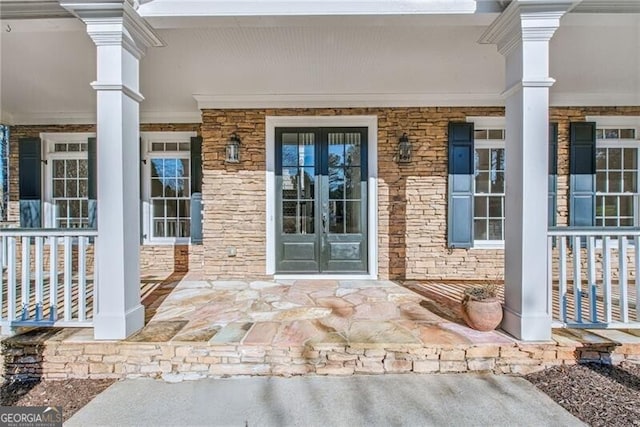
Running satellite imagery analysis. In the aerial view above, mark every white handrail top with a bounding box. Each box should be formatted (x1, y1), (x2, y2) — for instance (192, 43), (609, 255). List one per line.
(0, 228), (98, 237)
(548, 227), (640, 237)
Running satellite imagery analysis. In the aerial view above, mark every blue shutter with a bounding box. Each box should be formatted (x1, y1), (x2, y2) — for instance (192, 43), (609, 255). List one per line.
(190, 136), (203, 244)
(548, 123), (558, 227)
(87, 137), (97, 228)
(448, 122), (474, 248)
(18, 137), (42, 228)
(569, 122), (596, 227)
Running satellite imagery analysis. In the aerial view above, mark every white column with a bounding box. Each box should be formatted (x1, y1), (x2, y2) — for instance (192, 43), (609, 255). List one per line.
(480, 1), (571, 341)
(60, 1), (163, 339)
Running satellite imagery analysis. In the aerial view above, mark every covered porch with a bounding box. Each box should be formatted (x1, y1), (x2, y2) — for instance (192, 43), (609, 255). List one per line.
(1, 0), (639, 343)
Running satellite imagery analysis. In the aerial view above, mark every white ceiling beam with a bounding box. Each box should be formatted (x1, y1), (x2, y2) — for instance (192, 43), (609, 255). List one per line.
(138, 0), (483, 17)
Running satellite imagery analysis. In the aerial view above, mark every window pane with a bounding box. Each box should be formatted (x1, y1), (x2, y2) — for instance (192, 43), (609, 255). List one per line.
(609, 148), (622, 169)
(179, 142), (190, 151)
(488, 219), (503, 240)
(475, 149), (489, 171)
(300, 201), (314, 234)
(282, 167), (298, 199)
(488, 129), (503, 140)
(282, 201), (297, 234)
(66, 180), (77, 197)
(620, 218), (634, 226)
(474, 130), (487, 140)
(152, 142), (164, 151)
(68, 143), (80, 152)
(176, 179), (188, 197)
(153, 200), (164, 217)
(301, 167), (315, 199)
(179, 220), (191, 237)
(605, 129), (619, 139)
(488, 197), (502, 217)
(79, 180), (88, 197)
(596, 172), (607, 192)
(620, 129), (635, 139)
(329, 168), (345, 200)
(329, 200), (344, 233)
(608, 172), (622, 192)
(620, 196), (634, 217)
(282, 133), (299, 167)
(474, 219), (487, 240)
(475, 172), (489, 193)
(78, 159), (88, 178)
(345, 201), (361, 234)
(624, 148), (637, 169)
(178, 200), (190, 218)
(474, 196), (487, 217)
(328, 139), (344, 166)
(53, 180), (64, 198)
(596, 149), (606, 170)
(346, 167), (361, 199)
(596, 129), (604, 140)
(154, 220), (165, 237)
(490, 172), (504, 194)
(623, 172), (637, 192)
(151, 159), (163, 177)
(66, 160), (77, 178)
(344, 133), (361, 166)
(151, 179), (163, 197)
(604, 196), (617, 217)
(53, 160), (65, 178)
(166, 143), (178, 151)
(166, 199), (178, 217)
(181, 159), (190, 177)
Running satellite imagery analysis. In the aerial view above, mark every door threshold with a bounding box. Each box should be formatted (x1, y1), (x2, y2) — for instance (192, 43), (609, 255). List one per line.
(273, 274), (377, 280)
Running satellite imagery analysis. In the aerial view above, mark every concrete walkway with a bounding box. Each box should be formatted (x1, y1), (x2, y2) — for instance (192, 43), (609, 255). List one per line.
(67, 375), (584, 427)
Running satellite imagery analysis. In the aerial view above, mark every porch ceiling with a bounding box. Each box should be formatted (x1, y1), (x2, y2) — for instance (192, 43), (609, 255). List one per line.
(0, 12), (639, 124)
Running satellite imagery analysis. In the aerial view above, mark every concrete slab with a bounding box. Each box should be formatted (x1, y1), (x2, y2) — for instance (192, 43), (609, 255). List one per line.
(66, 375), (584, 427)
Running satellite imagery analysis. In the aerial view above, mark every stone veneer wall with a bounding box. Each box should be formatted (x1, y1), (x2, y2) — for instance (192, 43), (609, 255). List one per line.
(3, 330), (640, 381)
(5, 123), (204, 273)
(200, 107), (640, 281)
(6, 106), (640, 280)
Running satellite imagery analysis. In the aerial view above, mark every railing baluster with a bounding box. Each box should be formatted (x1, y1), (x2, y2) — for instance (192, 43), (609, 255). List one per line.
(619, 236), (629, 323)
(78, 236), (87, 322)
(63, 235), (72, 321)
(587, 236), (597, 323)
(0, 237), (3, 322)
(34, 236), (44, 321)
(547, 236), (553, 323)
(7, 237), (16, 322)
(572, 236), (582, 323)
(0, 235), (5, 269)
(603, 235), (612, 324)
(20, 236), (30, 320)
(49, 236), (58, 322)
(636, 235), (640, 322)
(559, 236), (568, 323)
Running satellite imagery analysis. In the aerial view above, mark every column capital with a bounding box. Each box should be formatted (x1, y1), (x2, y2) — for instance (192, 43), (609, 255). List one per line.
(479, 0), (576, 56)
(59, 0), (164, 56)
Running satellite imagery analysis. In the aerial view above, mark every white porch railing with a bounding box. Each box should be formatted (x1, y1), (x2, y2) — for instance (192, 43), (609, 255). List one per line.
(548, 227), (640, 329)
(0, 228), (97, 333)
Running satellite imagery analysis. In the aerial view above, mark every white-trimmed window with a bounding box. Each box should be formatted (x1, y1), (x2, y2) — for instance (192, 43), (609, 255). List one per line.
(468, 118), (506, 247)
(594, 124), (639, 227)
(42, 133), (93, 229)
(141, 132), (195, 244)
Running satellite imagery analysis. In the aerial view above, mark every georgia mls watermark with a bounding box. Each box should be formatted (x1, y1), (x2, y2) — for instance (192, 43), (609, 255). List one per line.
(0, 407), (62, 427)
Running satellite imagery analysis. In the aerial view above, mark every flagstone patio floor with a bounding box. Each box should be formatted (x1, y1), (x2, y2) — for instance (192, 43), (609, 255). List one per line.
(129, 274), (515, 347)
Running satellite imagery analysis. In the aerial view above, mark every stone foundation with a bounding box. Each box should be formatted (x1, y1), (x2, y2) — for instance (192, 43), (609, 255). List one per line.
(3, 329), (640, 382)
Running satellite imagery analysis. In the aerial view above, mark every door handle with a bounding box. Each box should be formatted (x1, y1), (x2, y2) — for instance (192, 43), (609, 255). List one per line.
(322, 213), (327, 233)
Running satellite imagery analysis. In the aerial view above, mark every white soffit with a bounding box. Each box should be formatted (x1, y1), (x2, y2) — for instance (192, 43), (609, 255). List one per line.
(138, 0), (483, 18)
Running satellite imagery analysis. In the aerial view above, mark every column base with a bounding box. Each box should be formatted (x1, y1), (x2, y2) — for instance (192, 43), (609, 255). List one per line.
(502, 306), (552, 342)
(94, 303), (145, 340)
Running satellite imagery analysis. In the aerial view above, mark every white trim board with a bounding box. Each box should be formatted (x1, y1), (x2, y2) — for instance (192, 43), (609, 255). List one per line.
(265, 115), (379, 279)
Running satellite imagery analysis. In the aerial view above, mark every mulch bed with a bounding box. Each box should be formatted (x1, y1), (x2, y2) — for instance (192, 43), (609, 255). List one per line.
(0, 379), (116, 422)
(525, 362), (640, 427)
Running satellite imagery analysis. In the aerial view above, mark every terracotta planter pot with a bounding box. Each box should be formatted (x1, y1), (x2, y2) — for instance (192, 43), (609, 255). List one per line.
(461, 297), (503, 332)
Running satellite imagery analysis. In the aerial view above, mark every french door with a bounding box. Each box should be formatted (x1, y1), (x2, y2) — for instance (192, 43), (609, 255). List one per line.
(275, 127), (368, 273)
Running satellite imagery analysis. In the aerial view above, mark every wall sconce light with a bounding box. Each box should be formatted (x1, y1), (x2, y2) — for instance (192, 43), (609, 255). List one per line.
(225, 132), (241, 163)
(397, 133), (412, 164)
